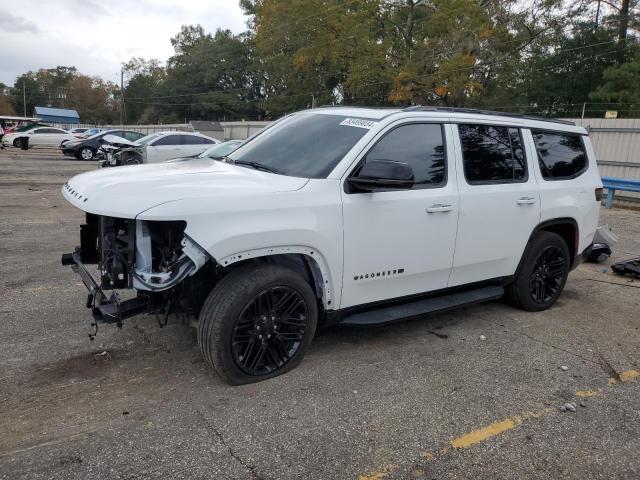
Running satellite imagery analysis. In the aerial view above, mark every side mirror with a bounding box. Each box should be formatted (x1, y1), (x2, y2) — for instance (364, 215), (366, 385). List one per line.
(347, 159), (415, 192)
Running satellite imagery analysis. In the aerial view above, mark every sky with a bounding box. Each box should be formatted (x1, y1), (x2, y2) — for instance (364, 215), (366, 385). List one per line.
(0, 0), (247, 86)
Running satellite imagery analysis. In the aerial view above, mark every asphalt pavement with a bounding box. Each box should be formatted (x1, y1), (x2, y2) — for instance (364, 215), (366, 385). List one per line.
(0, 147), (638, 479)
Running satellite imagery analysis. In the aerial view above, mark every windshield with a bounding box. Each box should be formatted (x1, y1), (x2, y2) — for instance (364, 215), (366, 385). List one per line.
(136, 133), (162, 146)
(197, 141), (242, 159)
(227, 113), (372, 178)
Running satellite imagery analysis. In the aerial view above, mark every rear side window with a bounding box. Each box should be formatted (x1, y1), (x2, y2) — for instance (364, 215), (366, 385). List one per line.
(183, 135), (215, 145)
(531, 131), (587, 180)
(362, 123), (446, 186)
(459, 124), (526, 184)
(153, 135), (182, 146)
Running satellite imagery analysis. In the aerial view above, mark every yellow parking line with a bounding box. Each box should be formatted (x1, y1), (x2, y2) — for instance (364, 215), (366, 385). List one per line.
(576, 389), (598, 397)
(450, 408), (554, 450)
(619, 370), (640, 382)
(357, 464), (395, 480)
(359, 369), (640, 478)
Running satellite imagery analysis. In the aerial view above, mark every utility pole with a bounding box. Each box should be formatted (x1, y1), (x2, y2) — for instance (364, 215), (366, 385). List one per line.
(120, 69), (124, 126)
(23, 81), (26, 117)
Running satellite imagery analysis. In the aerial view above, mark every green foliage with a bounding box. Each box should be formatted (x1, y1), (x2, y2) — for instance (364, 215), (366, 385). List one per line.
(7, 0), (640, 121)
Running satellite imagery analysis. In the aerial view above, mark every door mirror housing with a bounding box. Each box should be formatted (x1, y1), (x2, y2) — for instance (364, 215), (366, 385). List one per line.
(347, 159), (415, 192)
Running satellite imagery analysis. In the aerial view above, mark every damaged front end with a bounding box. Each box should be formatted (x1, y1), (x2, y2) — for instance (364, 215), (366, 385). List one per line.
(62, 214), (212, 336)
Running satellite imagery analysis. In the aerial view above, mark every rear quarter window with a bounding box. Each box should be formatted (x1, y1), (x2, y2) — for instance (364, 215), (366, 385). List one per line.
(531, 130), (588, 180)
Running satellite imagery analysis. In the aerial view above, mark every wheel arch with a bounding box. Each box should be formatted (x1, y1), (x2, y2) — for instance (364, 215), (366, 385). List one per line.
(217, 247), (336, 310)
(533, 218), (578, 260)
(514, 218), (578, 277)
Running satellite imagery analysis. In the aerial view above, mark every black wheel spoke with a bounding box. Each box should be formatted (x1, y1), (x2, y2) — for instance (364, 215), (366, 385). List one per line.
(529, 245), (567, 304)
(231, 286), (309, 376)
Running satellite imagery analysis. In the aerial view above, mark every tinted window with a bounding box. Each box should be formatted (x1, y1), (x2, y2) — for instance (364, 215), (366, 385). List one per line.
(460, 124), (526, 183)
(153, 135), (182, 146)
(228, 113), (371, 178)
(183, 135), (214, 145)
(35, 128), (62, 134)
(361, 123), (445, 186)
(123, 131), (144, 141)
(532, 131), (587, 179)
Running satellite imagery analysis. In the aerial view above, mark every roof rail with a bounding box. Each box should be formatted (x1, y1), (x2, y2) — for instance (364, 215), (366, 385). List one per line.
(402, 106), (576, 126)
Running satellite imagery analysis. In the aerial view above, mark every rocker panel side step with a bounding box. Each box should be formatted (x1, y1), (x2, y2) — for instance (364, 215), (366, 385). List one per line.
(339, 285), (504, 326)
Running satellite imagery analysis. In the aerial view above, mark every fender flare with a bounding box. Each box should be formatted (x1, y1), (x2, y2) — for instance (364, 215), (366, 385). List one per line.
(217, 246), (336, 309)
(512, 217), (579, 280)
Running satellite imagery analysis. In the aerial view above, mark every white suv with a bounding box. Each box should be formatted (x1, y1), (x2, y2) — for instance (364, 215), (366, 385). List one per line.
(61, 107), (602, 384)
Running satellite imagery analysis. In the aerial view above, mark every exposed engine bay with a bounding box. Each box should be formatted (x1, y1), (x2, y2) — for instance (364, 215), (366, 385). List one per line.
(62, 214), (214, 334)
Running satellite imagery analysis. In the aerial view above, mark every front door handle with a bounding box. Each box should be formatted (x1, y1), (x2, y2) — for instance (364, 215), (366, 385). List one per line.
(517, 197), (536, 205)
(426, 204), (453, 213)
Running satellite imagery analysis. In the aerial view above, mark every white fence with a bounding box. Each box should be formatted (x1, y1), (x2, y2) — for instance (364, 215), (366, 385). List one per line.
(72, 121), (272, 140)
(570, 118), (640, 206)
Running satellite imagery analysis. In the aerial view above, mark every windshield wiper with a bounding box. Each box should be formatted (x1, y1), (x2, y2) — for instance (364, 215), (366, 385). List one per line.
(231, 159), (281, 174)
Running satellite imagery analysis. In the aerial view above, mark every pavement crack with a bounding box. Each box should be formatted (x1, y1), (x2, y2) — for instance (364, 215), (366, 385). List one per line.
(488, 318), (600, 366)
(597, 350), (621, 380)
(131, 319), (152, 345)
(196, 410), (263, 479)
(585, 278), (640, 289)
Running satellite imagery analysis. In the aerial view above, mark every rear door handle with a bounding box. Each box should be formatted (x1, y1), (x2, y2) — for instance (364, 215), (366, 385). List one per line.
(517, 197), (536, 205)
(426, 204), (453, 213)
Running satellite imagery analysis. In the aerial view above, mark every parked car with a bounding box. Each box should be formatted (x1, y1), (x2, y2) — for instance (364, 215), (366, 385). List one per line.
(4, 122), (47, 135)
(61, 107), (601, 385)
(61, 129), (146, 160)
(134, 131), (219, 163)
(69, 128), (89, 135)
(2, 126), (77, 148)
(169, 139), (243, 162)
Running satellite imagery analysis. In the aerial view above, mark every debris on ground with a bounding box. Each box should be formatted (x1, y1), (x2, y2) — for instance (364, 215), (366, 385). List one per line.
(479, 335), (487, 341)
(560, 402), (577, 413)
(611, 257), (640, 279)
(560, 365), (569, 371)
(586, 243), (612, 263)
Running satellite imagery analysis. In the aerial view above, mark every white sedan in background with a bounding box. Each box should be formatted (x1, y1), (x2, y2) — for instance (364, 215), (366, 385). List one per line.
(136, 131), (219, 163)
(2, 127), (78, 148)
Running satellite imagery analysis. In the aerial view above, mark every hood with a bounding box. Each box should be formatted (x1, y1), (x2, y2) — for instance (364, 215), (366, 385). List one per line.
(62, 158), (309, 218)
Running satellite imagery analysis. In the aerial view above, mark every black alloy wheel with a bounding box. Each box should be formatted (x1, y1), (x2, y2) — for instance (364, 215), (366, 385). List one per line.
(506, 231), (570, 311)
(198, 263), (318, 384)
(529, 245), (566, 304)
(231, 286), (308, 376)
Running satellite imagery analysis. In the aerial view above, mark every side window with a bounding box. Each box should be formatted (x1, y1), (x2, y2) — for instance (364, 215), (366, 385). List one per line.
(182, 135), (207, 145)
(152, 135), (181, 146)
(124, 131), (144, 141)
(459, 124), (527, 184)
(531, 130), (587, 180)
(360, 123), (446, 187)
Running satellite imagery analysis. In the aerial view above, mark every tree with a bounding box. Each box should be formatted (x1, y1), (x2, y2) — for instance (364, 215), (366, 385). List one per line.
(0, 83), (15, 115)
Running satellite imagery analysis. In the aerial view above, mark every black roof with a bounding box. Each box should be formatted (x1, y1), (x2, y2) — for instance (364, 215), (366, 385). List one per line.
(402, 106), (575, 126)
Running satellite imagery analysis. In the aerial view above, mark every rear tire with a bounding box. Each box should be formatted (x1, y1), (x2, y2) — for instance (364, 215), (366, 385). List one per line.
(198, 263), (318, 385)
(506, 231), (570, 311)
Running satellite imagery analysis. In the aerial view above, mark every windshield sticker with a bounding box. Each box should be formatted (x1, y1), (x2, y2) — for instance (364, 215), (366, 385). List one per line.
(340, 118), (377, 129)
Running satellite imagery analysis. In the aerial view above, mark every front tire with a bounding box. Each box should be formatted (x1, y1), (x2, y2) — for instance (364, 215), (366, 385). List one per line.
(506, 231), (570, 311)
(79, 147), (95, 161)
(198, 264), (318, 385)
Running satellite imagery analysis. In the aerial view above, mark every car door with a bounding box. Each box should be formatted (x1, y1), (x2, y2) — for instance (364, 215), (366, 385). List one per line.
(340, 122), (459, 309)
(29, 128), (54, 146)
(448, 123), (541, 287)
(146, 134), (184, 162)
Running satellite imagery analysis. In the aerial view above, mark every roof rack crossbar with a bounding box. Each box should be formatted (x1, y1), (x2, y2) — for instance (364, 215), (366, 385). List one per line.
(402, 106), (575, 126)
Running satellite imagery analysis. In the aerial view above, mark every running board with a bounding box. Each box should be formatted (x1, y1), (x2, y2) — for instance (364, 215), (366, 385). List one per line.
(339, 285), (504, 326)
